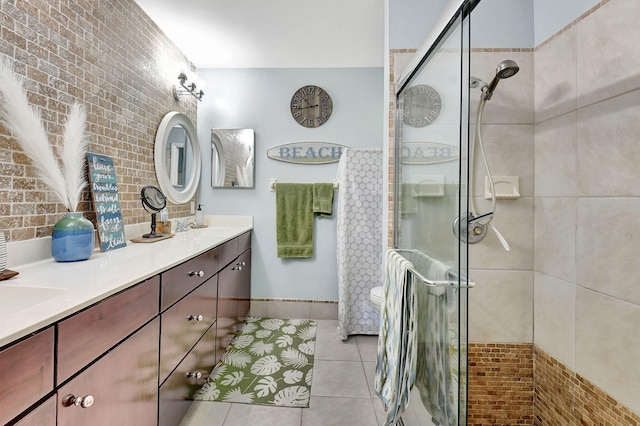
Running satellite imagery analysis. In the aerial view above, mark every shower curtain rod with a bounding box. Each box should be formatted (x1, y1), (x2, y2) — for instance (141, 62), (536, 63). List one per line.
(393, 248), (475, 288)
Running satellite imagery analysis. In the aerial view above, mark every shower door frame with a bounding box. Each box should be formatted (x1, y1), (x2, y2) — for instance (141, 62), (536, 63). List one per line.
(392, 1), (480, 424)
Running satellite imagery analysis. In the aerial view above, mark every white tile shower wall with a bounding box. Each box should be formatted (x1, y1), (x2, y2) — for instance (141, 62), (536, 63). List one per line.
(534, 27), (577, 122)
(533, 112), (577, 197)
(576, 0), (640, 108)
(533, 197), (576, 283)
(576, 89), (640, 197)
(533, 272), (576, 369)
(469, 124), (534, 198)
(467, 50), (535, 344)
(468, 269), (533, 343)
(575, 287), (640, 414)
(534, 0), (640, 416)
(576, 198), (640, 306)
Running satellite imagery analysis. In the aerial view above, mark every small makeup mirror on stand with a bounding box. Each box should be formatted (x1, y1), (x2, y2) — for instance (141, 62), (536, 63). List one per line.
(140, 185), (166, 238)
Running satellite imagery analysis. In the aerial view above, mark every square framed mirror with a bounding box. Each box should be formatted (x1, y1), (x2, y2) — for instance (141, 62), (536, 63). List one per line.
(211, 128), (255, 188)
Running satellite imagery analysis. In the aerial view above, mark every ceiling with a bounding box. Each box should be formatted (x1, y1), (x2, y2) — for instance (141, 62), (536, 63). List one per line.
(133, 0), (385, 69)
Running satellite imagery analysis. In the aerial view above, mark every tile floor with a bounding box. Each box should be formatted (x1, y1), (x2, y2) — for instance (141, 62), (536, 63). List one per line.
(180, 320), (387, 426)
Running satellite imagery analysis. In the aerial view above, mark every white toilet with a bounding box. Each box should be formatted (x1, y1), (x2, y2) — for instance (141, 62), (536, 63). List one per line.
(370, 286), (383, 311)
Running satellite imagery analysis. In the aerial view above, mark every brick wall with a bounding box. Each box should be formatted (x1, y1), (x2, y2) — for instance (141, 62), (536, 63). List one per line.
(468, 343), (534, 425)
(0, 0), (197, 242)
(466, 343), (640, 425)
(534, 347), (640, 426)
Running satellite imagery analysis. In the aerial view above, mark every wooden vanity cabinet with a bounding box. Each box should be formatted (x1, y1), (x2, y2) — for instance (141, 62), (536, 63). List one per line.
(13, 395), (56, 426)
(0, 327), (54, 425)
(161, 249), (218, 311)
(217, 245), (252, 361)
(57, 276), (160, 384)
(237, 230), (251, 320)
(159, 275), (217, 383)
(57, 318), (159, 426)
(159, 232), (252, 423)
(56, 276), (160, 426)
(237, 248), (252, 320)
(158, 323), (216, 426)
(2, 229), (251, 426)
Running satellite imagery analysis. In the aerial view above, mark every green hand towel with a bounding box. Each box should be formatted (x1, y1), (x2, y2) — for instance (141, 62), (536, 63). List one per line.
(312, 183), (334, 217)
(276, 183), (314, 258)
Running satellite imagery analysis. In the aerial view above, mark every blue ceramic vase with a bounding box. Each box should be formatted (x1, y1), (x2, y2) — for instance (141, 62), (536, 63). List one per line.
(51, 212), (95, 262)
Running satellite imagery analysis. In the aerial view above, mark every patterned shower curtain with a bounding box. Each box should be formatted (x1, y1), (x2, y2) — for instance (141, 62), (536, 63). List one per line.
(336, 148), (383, 340)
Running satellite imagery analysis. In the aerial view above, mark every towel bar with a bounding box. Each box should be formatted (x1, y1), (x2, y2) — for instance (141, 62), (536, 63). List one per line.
(269, 179), (338, 192)
(393, 248), (475, 288)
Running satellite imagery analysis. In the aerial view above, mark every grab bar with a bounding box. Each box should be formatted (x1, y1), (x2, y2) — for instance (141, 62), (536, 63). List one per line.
(393, 248), (475, 288)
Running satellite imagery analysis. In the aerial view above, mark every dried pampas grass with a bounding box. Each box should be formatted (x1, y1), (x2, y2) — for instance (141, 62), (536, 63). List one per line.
(0, 67), (88, 212)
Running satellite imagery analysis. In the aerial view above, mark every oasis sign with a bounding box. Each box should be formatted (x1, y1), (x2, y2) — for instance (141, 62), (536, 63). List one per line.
(401, 141), (459, 164)
(267, 142), (347, 165)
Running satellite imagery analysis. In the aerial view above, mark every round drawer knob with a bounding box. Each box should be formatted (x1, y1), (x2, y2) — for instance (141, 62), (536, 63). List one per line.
(189, 270), (205, 277)
(186, 371), (202, 379)
(188, 314), (204, 322)
(63, 394), (95, 409)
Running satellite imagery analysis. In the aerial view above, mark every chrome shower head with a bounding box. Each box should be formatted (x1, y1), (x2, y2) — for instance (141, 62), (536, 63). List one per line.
(482, 59), (519, 100)
(495, 59), (519, 79)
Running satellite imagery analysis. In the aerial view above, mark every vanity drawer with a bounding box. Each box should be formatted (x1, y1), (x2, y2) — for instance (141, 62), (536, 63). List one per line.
(159, 324), (216, 426)
(159, 275), (218, 383)
(161, 248), (218, 311)
(57, 276), (160, 384)
(57, 319), (159, 426)
(0, 327), (54, 426)
(238, 230), (251, 254)
(13, 395), (56, 426)
(218, 237), (238, 270)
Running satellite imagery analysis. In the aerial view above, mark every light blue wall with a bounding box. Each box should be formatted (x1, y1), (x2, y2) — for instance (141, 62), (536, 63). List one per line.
(533, 0), (600, 45)
(389, 0), (448, 49)
(197, 68), (384, 300)
(471, 0), (534, 48)
(389, 0), (534, 50)
(391, 0), (601, 56)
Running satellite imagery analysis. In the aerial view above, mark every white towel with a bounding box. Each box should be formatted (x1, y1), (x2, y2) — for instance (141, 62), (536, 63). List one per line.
(375, 249), (417, 426)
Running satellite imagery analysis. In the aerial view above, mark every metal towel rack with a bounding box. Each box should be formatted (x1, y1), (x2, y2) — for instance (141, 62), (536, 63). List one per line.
(394, 248), (475, 288)
(269, 178), (338, 192)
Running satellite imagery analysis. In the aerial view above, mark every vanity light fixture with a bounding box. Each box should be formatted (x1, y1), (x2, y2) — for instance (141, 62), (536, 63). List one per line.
(174, 72), (204, 101)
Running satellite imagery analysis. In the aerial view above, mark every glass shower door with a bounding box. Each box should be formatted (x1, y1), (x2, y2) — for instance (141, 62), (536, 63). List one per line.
(393, 5), (471, 426)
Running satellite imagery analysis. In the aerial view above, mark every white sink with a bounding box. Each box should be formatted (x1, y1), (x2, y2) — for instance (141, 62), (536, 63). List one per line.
(0, 285), (67, 315)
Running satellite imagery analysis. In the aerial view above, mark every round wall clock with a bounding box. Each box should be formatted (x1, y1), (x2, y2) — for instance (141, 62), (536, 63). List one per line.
(290, 85), (333, 128)
(402, 84), (442, 127)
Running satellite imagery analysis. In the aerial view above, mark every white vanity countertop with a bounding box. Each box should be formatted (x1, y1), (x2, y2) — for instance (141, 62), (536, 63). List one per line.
(0, 215), (253, 348)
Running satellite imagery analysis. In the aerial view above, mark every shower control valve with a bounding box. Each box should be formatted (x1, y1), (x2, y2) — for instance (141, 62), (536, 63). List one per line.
(453, 212), (489, 244)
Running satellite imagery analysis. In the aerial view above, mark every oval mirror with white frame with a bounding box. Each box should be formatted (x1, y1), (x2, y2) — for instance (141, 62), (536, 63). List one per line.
(154, 112), (201, 204)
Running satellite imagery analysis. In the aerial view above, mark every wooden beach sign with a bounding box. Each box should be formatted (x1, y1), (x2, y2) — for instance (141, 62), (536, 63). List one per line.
(87, 153), (127, 252)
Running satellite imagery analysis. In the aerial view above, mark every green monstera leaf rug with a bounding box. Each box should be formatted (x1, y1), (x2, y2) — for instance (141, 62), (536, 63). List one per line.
(193, 317), (317, 407)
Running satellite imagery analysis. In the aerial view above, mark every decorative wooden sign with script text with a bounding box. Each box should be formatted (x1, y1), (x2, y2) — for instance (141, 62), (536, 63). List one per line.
(267, 142), (347, 165)
(87, 153), (126, 252)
